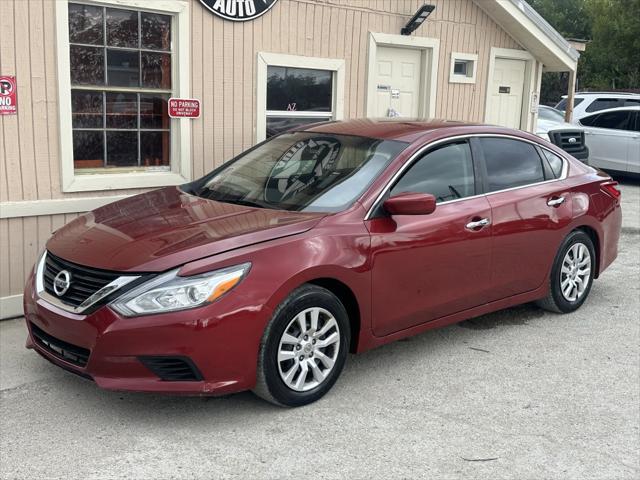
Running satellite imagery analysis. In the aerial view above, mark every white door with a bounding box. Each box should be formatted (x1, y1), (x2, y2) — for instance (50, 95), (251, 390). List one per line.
(580, 109), (633, 172)
(486, 58), (526, 129)
(374, 46), (422, 117)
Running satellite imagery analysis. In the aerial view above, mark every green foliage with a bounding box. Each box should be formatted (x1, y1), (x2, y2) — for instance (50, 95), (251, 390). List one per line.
(529, 0), (640, 103)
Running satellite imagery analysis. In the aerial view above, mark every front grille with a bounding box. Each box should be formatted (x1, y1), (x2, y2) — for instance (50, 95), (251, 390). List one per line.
(548, 130), (586, 155)
(43, 252), (120, 308)
(30, 322), (91, 367)
(138, 356), (203, 381)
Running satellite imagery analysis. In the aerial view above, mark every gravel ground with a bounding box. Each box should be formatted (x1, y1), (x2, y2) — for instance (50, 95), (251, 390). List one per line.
(1, 181), (638, 480)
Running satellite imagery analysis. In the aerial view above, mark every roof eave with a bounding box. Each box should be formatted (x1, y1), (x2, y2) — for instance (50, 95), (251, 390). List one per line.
(474, 0), (580, 72)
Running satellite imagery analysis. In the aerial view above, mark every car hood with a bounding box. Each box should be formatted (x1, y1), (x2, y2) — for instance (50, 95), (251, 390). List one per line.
(536, 117), (584, 134)
(46, 187), (326, 272)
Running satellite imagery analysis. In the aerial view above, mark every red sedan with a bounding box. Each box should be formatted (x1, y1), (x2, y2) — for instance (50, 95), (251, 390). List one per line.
(24, 119), (622, 406)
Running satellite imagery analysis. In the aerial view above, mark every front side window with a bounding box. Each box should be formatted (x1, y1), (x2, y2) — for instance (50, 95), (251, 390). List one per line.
(266, 67), (333, 138)
(390, 142), (475, 203)
(580, 111), (631, 130)
(480, 138), (545, 192)
(69, 3), (172, 172)
(585, 98), (622, 113)
(192, 133), (407, 212)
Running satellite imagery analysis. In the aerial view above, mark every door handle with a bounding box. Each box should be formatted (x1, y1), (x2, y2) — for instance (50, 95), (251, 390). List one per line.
(547, 196), (565, 207)
(465, 218), (490, 230)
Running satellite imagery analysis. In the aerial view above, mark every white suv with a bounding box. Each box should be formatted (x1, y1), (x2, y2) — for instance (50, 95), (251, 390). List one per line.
(556, 92), (640, 120)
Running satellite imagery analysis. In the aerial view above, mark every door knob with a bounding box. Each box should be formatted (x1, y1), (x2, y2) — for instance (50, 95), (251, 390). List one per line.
(465, 218), (490, 230)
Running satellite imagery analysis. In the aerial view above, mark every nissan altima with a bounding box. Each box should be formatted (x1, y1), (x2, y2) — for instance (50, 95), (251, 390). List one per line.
(24, 119), (622, 406)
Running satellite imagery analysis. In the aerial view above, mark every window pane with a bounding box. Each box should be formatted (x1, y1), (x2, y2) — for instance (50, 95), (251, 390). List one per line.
(107, 49), (139, 87)
(623, 99), (640, 107)
(73, 130), (104, 169)
(140, 95), (169, 129)
(590, 111), (631, 130)
(141, 13), (171, 50)
(196, 132), (406, 213)
(267, 67), (332, 111)
(141, 52), (171, 89)
(71, 91), (103, 128)
(68, 3), (104, 45)
(542, 150), (564, 178)
(391, 142), (475, 202)
(106, 8), (138, 48)
(106, 131), (138, 167)
(106, 92), (137, 128)
(585, 98), (622, 113)
(141, 131), (170, 167)
(480, 138), (545, 192)
(266, 116), (331, 138)
(70, 46), (104, 85)
(555, 98), (584, 111)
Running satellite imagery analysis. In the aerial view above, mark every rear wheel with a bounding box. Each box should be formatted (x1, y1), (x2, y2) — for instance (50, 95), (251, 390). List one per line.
(253, 285), (350, 407)
(536, 230), (596, 313)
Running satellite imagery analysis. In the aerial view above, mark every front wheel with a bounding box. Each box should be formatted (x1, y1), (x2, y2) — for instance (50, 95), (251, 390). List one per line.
(253, 285), (350, 407)
(536, 230), (596, 313)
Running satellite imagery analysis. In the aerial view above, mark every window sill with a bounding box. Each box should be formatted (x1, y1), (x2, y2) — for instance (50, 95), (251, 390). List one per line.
(449, 75), (476, 84)
(63, 171), (189, 193)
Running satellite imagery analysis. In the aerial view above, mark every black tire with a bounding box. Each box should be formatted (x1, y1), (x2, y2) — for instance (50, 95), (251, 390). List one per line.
(536, 230), (596, 313)
(253, 284), (350, 407)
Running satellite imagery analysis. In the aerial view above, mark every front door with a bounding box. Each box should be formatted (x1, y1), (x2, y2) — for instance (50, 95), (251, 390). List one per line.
(367, 140), (493, 337)
(580, 109), (635, 172)
(487, 58), (526, 129)
(374, 46), (422, 117)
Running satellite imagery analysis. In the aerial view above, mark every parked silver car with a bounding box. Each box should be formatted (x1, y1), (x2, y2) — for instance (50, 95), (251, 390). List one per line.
(575, 106), (640, 175)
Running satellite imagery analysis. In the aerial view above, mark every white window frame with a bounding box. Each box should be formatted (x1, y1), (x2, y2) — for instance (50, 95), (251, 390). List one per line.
(256, 52), (345, 143)
(449, 52), (478, 84)
(56, 0), (191, 192)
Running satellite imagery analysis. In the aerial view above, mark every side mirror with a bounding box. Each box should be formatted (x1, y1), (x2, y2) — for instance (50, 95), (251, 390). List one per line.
(383, 192), (437, 216)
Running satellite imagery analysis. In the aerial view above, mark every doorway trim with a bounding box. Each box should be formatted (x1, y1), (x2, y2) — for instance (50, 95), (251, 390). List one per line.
(366, 32), (440, 118)
(485, 47), (537, 131)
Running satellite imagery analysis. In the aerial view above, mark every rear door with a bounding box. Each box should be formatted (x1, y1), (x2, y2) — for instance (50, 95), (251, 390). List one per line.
(580, 110), (633, 172)
(477, 137), (573, 301)
(367, 140), (492, 336)
(629, 111), (640, 174)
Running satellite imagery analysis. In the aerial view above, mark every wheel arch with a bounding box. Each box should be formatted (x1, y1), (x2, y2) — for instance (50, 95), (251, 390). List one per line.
(573, 225), (601, 278)
(306, 278), (361, 353)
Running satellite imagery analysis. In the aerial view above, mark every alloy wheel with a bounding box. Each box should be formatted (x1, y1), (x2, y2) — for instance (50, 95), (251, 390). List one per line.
(277, 307), (341, 392)
(560, 242), (591, 302)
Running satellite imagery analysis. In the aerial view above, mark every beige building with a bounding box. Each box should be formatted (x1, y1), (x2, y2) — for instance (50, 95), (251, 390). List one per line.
(0, 0), (579, 318)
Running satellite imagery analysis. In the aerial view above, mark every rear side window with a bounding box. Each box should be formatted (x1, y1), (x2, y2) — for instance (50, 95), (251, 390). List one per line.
(391, 141), (475, 203)
(541, 150), (564, 178)
(623, 99), (640, 107)
(585, 98), (622, 112)
(480, 138), (545, 192)
(580, 110), (631, 130)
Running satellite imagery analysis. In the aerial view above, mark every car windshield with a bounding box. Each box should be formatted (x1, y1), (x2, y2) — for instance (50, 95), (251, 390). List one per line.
(539, 107), (564, 122)
(190, 132), (408, 213)
(555, 97), (584, 111)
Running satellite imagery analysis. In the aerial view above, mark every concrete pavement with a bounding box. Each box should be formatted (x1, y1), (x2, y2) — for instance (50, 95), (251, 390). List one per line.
(1, 181), (638, 480)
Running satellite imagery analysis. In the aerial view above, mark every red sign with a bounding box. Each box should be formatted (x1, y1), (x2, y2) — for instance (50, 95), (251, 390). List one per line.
(168, 98), (200, 118)
(0, 76), (17, 115)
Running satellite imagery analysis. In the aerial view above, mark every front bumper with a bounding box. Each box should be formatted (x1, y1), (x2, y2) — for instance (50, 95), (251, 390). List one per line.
(23, 271), (272, 395)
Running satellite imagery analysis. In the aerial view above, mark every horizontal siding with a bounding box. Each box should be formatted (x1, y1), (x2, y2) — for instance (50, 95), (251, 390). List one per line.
(0, 0), (523, 299)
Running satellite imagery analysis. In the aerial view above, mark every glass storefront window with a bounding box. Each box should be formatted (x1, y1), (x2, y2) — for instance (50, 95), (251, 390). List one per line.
(265, 66), (334, 139)
(68, 2), (172, 172)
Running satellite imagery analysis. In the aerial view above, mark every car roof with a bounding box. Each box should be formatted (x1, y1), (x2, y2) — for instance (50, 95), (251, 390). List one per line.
(574, 92), (640, 98)
(580, 106), (640, 117)
(300, 118), (494, 142)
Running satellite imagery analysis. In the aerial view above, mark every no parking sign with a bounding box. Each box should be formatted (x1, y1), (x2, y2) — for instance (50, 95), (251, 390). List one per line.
(0, 76), (17, 115)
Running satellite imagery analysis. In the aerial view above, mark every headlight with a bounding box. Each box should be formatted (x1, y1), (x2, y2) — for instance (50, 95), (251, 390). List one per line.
(111, 263), (251, 317)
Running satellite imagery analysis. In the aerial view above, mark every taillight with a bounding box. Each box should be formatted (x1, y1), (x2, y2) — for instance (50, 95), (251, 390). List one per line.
(600, 181), (621, 199)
